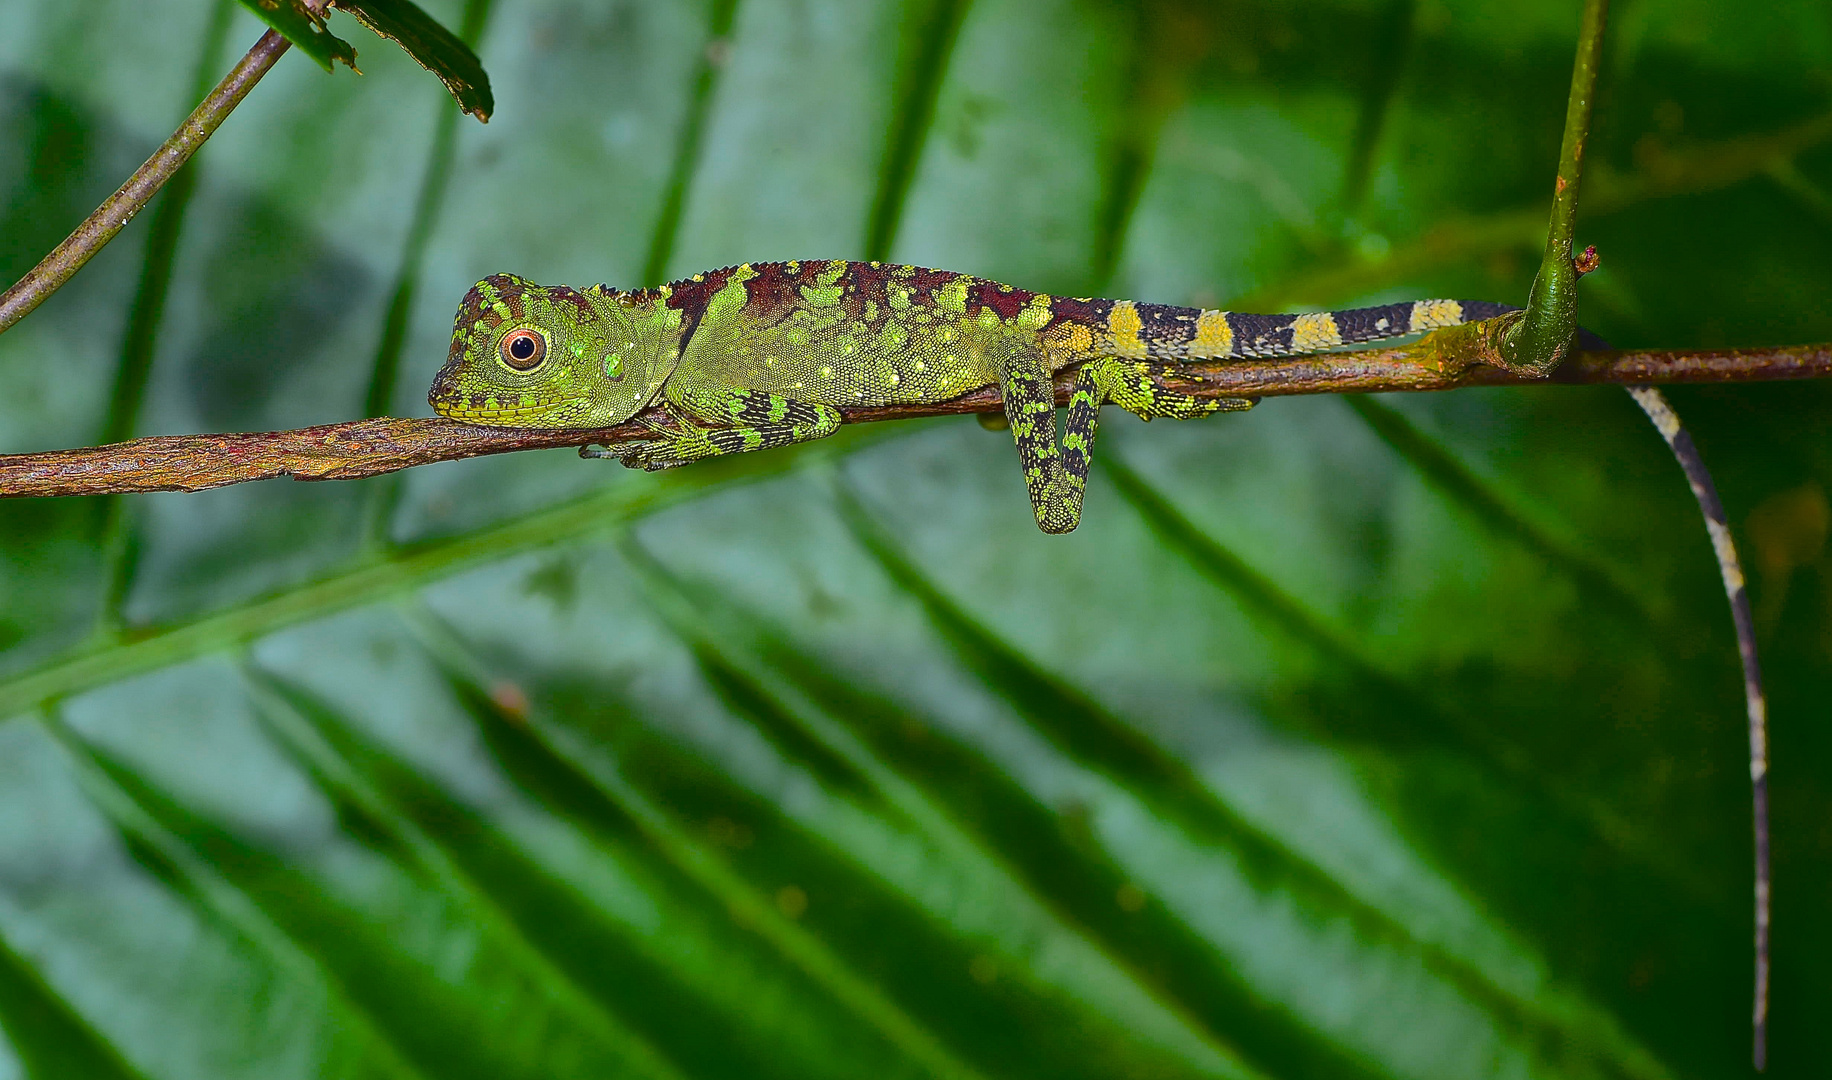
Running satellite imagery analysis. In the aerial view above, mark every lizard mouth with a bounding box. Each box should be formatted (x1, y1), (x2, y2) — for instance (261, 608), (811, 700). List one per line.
(428, 362), (548, 423)
(429, 391), (558, 424)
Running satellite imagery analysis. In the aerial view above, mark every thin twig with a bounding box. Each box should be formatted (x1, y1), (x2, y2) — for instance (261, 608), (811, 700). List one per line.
(1625, 386), (1771, 1071)
(0, 29), (293, 336)
(1500, 0), (1608, 373)
(0, 340), (1826, 499)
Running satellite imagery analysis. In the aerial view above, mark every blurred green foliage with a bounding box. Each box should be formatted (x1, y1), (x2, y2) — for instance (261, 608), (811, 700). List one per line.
(2, 0), (1830, 1076)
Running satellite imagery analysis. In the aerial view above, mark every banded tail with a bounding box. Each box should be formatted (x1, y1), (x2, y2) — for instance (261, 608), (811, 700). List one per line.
(1095, 298), (1519, 361)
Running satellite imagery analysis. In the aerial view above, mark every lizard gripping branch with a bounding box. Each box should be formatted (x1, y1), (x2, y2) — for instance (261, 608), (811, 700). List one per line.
(431, 260), (1520, 533)
(4, 342), (1827, 499)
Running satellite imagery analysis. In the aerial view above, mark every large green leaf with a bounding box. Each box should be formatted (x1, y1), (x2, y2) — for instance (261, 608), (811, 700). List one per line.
(3, 0), (1830, 1076)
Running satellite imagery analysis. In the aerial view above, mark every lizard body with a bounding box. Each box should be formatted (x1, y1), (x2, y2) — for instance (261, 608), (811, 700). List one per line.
(429, 259), (1513, 532)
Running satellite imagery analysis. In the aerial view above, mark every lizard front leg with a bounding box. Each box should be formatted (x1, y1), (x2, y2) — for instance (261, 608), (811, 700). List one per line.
(591, 385), (842, 471)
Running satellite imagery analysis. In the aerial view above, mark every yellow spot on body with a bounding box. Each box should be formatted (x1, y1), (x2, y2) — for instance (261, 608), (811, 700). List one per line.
(977, 308), (1000, 328)
(1045, 323), (1094, 355)
(764, 355), (777, 366)
(1017, 295), (1052, 331)
(864, 298), (878, 322)
(1192, 310), (1233, 357)
(937, 277), (970, 314)
(1410, 299), (1464, 330)
(819, 365), (833, 378)
(786, 260), (800, 272)
(888, 371), (901, 386)
(913, 359), (926, 373)
(1106, 301), (1147, 358)
(936, 326), (957, 344)
(1290, 312), (1342, 352)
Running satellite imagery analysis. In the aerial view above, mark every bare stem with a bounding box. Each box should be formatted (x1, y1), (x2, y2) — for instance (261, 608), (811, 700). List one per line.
(1499, 0), (1608, 374)
(1625, 386), (1771, 1071)
(1, 339), (1826, 499)
(0, 28), (293, 336)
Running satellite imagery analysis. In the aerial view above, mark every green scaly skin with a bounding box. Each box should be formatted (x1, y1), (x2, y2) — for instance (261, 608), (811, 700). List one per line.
(430, 260), (1516, 533)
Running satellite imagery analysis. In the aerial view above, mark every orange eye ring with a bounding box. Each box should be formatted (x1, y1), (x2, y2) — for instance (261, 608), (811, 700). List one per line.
(500, 328), (547, 370)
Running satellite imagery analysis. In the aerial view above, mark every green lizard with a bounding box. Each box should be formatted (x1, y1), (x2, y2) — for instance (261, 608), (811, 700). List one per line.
(429, 260), (1515, 533)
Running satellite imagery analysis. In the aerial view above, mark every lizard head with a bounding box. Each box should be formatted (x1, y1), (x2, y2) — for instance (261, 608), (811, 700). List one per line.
(430, 273), (680, 428)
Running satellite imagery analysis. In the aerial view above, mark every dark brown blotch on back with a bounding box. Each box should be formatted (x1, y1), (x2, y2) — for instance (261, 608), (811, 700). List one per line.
(904, 265), (963, 300)
(837, 261), (898, 322)
(738, 262), (807, 327)
(657, 265), (738, 337)
(1044, 296), (1114, 333)
(971, 279), (1035, 320)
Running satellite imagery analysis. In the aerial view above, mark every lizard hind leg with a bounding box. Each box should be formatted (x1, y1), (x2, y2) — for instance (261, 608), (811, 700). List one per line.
(1086, 356), (1256, 422)
(999, 352), (1256, 535)
(999, 344), (1099, 534)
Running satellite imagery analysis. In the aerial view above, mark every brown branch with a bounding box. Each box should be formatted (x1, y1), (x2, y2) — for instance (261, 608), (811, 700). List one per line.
(2, 339), (1827, 499)
(0, 29), (295, 336)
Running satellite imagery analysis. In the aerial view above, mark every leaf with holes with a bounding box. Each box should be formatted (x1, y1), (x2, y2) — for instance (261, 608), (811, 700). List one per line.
(335, 0), (494, 120)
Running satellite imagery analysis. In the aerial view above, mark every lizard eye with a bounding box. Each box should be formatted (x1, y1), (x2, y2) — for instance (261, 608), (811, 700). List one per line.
(500, 328), (547, 370)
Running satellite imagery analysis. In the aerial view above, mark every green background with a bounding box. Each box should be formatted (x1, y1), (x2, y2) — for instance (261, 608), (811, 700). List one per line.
(2, 0), (1830, 1076)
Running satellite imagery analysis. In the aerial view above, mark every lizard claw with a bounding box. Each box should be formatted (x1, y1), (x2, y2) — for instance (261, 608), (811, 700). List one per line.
(602, 425), (718, 471)
(579, 440), (681, 470)
(580, 413), (716, 471)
